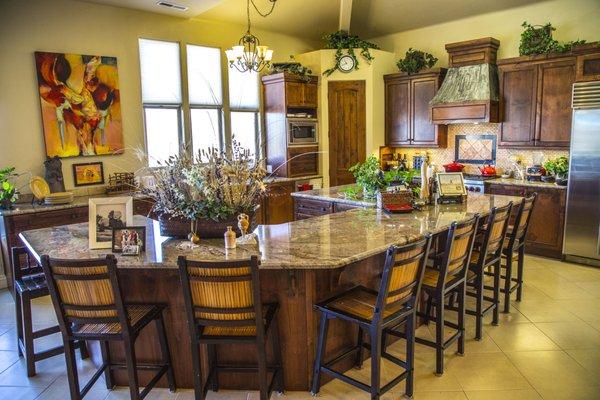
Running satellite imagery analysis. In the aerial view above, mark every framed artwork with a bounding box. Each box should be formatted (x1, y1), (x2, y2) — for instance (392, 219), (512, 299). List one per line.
(436, 172), (467, 197)
(72, 162), (104, 186)
(455, 134), (497, 164)
(88, 197), (133, 249)
(112, 226), (146, 255)
(34, 51), (124, 158)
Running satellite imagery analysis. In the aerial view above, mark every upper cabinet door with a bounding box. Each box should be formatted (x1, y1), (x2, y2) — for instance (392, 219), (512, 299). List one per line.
(285, 81), (304, 107)
(411, 78), (439, 146)
(303, 82), (318, 108)
(498, 63), (538, 147)
(385, 80), (411, 146)
(285, 81), (318, 108)
(536, 59), (575, 147)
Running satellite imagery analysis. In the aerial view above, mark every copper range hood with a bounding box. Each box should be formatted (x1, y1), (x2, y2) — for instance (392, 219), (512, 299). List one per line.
(430, 37), (500, 124)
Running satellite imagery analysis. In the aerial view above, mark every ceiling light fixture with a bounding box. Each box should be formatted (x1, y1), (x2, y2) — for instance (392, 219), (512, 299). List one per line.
(226, 0), (277, 73)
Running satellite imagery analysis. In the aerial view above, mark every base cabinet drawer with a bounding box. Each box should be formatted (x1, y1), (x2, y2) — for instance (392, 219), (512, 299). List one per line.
(333, 203), (362, 213)
(294, 198), (333, 220)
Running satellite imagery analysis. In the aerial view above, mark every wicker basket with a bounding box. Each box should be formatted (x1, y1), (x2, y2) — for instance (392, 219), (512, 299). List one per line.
(378, 189), (413, 209)
(158, 209), (258, 239)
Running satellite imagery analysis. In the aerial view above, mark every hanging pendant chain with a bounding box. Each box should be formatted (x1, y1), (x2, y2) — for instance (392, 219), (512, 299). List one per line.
(246, 0), (277, 32)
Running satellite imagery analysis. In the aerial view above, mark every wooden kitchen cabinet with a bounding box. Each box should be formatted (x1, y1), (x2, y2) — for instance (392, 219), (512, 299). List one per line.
(293, 197), (365, 220)
(498, 54), (576, 148)
(384, 68), (447, 148)
(285, 80), (318, 108)
(263, 181), (295, 224)
(485, 183), (566, 258)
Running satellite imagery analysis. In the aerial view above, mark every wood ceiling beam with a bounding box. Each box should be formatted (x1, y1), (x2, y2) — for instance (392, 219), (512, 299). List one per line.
(338, 0), (353, 32)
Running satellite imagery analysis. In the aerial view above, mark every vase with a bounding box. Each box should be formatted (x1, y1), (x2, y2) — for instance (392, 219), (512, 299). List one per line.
(158, 209), (258, 239)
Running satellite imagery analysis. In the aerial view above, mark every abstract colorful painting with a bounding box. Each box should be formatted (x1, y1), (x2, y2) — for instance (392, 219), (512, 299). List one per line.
(35, 51), (124, 158)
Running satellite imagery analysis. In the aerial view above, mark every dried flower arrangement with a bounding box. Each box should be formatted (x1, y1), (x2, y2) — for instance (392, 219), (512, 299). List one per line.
(143, 142), (267, 237)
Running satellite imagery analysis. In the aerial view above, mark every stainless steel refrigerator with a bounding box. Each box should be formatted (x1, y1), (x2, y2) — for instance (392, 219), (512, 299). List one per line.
(563, 81), (600, 266)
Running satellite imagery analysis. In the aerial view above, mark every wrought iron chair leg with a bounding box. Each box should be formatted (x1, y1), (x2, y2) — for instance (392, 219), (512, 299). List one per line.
(64, 339), (81, 400)
(100, 340), (114, 389)
(123, 336), (141, 400)
(310, 313), (329, 395)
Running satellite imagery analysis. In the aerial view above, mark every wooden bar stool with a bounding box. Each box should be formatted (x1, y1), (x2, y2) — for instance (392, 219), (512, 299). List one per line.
(311, 236), (432, 400)
(496, 195), (536, 313)
(177, 255), (284, 400)
(454, 203), (512, 340)
(41, 254), (176, 400)
(12, 246), (88, 376)
(416, 216), (479, 376)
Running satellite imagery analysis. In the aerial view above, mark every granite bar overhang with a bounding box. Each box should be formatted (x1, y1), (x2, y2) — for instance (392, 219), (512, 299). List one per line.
(20, 193), (520, 270)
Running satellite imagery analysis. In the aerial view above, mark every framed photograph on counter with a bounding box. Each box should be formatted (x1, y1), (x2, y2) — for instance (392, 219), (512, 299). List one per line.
(112, 226), (145, 255)
(73, 162), (105, 186)
(89, 197), (133, 249)
(436, 172), (467, 197)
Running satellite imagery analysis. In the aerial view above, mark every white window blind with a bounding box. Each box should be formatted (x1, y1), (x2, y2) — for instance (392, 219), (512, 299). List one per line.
(228, 68), (259, 110)
(186, 44), (222, 106)
(139, 39), (182, 104)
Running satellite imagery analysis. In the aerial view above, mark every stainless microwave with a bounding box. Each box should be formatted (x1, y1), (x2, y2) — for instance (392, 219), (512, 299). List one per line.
(287, 118), (318, 145)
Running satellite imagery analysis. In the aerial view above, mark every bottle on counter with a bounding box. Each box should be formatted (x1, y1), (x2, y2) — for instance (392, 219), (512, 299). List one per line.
(224, 226), (237, 249)
(420, 159), (430, 203)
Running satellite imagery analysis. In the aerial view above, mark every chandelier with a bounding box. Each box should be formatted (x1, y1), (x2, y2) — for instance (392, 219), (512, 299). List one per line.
(225, 0), (277, 73)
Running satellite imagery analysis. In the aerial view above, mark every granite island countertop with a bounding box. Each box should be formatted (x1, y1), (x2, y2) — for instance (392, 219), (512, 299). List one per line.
(20, 193), (520, 270)
(291, 184), (376, 207)
(486, 178), (567, 190)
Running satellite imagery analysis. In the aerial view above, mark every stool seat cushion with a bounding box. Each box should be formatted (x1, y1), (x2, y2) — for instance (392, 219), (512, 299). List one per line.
(321, 287), (406, 322)
(15, 273), (48, 296)
(199, 303), (277, 337)
(422, 268), (462, 289)
(73, 304), (159, 336)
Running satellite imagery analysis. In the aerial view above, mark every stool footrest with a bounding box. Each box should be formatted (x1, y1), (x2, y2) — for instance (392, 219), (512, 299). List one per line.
(32, 325), (60, 339)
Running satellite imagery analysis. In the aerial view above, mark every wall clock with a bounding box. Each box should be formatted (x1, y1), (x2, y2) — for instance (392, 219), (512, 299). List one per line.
(338, 55), (355, 73)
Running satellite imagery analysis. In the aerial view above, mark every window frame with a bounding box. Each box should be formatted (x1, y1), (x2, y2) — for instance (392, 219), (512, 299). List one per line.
(139, 38), (262, 165)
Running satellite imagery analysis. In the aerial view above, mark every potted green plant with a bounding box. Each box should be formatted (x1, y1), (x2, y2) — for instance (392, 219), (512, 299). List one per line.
(322, 30), (380, 76)
(348, 155), (386, 199)
(553, 156), (569, 186)
(542, 159), (556, 183)
(143, 142), (267, 240)
(396, 48), (438, 74)
(0, 167), (19, 210)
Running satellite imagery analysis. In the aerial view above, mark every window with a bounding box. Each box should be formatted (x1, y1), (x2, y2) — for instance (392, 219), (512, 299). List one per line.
(139, 39), (261, 165)
(187, 44), (223, 158)
(229, 68), (260, 158)
(139, 39), (182, 167)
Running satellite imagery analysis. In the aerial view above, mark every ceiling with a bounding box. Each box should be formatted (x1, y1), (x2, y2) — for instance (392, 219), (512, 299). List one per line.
(80, 0), (548, 41)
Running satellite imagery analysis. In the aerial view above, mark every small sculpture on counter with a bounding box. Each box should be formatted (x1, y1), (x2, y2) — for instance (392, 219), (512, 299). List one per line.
(44, 156), (65, 193)
(237, 213), (250, 236)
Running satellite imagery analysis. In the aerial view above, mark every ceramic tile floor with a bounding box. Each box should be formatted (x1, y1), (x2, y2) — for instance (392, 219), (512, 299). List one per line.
(0, 255), (599, 400)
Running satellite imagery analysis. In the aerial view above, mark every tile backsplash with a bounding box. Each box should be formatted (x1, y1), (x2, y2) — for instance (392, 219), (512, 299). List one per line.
(384, 123), (569, 175)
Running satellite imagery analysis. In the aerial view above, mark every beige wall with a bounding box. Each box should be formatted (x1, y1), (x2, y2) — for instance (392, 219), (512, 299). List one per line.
(370, 0), (600, 64)
(295, 50), (397, 187)
(0, 0), (317, 193)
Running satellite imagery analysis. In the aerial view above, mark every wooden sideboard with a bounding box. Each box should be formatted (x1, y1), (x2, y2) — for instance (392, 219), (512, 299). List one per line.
(0, 198), (155, 293)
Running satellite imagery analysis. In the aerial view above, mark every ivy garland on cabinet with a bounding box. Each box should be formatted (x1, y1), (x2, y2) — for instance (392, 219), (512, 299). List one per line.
(519, 21), (587, 56)
(322, 30), (379, 76)
(396, 48), (438, 74)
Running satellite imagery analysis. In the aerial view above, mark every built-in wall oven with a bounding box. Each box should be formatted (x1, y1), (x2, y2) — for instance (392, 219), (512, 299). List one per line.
(287, 118), (317, 145)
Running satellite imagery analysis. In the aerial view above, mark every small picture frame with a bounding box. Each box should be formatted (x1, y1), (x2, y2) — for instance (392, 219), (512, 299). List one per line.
(112, 226), (146, 255)
(73, 162), (105, 186)
(89, 197), (133, 249)
(436, 172), (467, 197)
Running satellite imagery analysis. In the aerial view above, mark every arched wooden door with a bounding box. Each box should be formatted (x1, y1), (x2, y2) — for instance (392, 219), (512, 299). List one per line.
(327, 80), (366, 186)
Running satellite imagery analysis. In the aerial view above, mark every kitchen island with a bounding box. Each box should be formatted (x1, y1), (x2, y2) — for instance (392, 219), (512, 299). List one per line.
(19, 192), (519, 390)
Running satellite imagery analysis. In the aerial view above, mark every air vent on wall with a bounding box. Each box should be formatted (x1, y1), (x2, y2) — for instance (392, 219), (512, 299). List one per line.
(156, 1), (188, 11)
